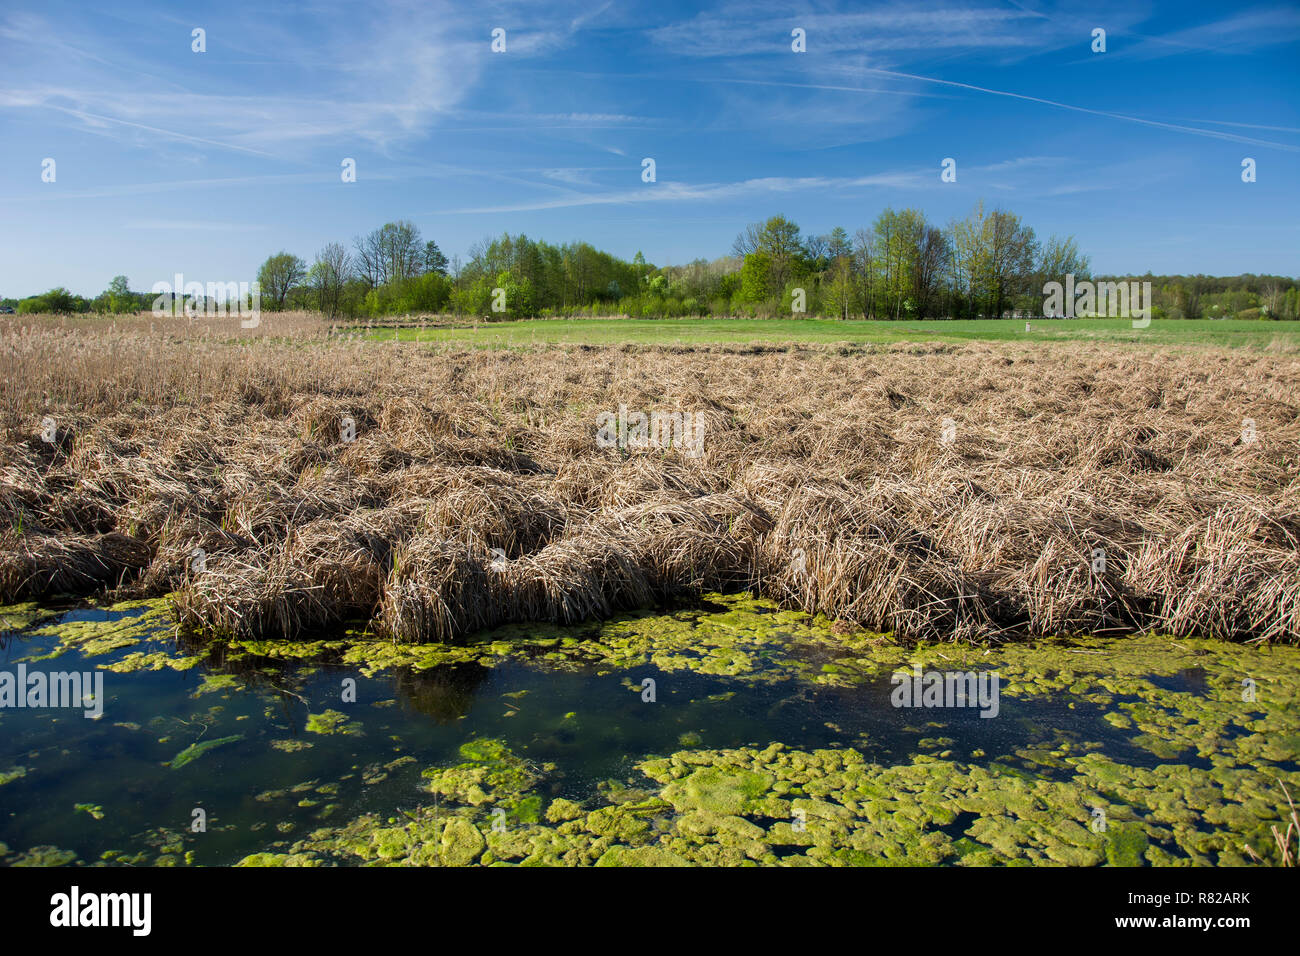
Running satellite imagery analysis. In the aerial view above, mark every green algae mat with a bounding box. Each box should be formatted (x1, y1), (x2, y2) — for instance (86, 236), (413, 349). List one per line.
(0, 593), (1296, 867)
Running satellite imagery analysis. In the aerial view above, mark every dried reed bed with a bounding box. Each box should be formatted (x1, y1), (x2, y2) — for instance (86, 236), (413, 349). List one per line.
(1, 313), (1297, 644)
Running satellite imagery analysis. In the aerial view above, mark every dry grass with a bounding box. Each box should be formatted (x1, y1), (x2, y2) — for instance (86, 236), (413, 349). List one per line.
(1247, 782), (1299, 866)
(1, 313), (1297, 644)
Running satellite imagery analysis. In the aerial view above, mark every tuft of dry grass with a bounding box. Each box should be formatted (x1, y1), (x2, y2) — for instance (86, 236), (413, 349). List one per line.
(2, 313), (1297, 644)
(1246, 781), (1299, 866)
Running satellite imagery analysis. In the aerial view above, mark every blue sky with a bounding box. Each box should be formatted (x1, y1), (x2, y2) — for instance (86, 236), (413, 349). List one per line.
(1, 0), (1297, 298)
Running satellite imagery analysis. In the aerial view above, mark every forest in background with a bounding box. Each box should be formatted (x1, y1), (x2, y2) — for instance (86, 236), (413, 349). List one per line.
(7, 201), (1299, 321)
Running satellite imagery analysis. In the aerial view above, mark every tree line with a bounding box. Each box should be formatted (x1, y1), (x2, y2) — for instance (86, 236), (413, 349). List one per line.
(5, 204), (1298, 320)
(1089, 273), (1300, 322)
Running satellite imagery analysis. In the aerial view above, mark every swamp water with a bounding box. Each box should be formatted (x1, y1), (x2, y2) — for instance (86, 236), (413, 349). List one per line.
(0, 593), (1296, 867)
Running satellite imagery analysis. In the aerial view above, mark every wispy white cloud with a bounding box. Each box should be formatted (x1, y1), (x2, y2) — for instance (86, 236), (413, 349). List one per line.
(647, 2), (1296, 65)
(430, 156), (1066, 214)
(429, 151), (1176, 214)
(0, 161), (566, 204)
(0, 171), (333, 203)
(1172, 119), (1300, 134)
(645, 1), (1141, 61)
(0, 1), (618, 157)
(1113, 6), (1300, 59)
(540, 167), (602, 186)
(432, 174), (916, 214)
(124, 219), (268, 231)
(641, 1), (1298, 153)
(835, 65), (1300, 152)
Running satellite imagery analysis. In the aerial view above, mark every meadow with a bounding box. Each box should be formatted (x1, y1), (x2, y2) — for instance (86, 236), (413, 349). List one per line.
(370, 316), (1300, 350)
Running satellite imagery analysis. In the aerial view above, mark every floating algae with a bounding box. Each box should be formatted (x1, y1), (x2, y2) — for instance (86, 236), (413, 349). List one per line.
(270, 739), (313, 753)
(222, 598), (1300, 868)
(1, 591), (1298, 867)
(9, 845), (78, 867)
(242, 736), (1300, 868)
(0, 602), (59, 634)
(195, 591), (1300, 709)
(0, 767), (28, 786)
(195, 674), (242, 695)
(102, 650), (202, 673)
(25, 598), (174, 661)
(422, 737), (547, 815)
(74, 803), (105, 820)
(221, 595), (851, 682)
(305, 710), (363, 736)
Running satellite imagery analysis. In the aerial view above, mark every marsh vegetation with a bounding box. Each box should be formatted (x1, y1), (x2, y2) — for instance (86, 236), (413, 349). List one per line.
(1, 314), (1296, 645)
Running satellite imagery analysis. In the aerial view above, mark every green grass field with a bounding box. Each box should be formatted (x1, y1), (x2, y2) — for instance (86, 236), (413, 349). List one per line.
(364, 317), (1300, 349)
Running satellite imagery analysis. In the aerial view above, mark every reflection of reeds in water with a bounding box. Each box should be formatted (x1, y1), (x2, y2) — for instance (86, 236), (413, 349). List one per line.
(391, 664), (493, 724)
(1, 314), (1297, 644)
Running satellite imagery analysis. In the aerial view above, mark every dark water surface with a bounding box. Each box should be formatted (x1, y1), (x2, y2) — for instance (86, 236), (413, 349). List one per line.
(0, 596), (1295, 866)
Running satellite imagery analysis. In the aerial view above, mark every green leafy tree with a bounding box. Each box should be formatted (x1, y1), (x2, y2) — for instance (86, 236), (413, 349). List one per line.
(257, 252), (307, 310)
(734, 215), (805, 293)
(740, 252), (773, 304)
(827, 227), (851, 260)
(106, 275), (135, 313)
(494, 271), (534, 318)
(424, 240), (449, 276)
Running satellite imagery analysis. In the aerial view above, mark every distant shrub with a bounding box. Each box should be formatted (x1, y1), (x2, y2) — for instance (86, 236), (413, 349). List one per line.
(21, 287), (82, 314)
